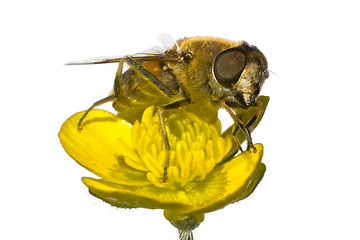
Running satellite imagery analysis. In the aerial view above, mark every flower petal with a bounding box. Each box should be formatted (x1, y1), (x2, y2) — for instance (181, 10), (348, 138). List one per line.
(82, 177), (193, 210)
(171, 143), (265, 215)
(59, 110), (149, 186)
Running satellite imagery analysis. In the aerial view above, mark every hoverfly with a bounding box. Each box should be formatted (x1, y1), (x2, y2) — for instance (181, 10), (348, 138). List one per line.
(69, 36), (269, 180)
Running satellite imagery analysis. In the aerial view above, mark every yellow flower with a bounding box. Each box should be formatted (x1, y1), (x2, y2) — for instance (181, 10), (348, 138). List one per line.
(59, 96), (269, 239)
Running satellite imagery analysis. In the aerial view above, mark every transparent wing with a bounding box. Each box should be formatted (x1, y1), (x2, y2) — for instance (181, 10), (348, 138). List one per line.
(157, 33), (181, 54)
(66, 55), (124, 65)
(66, 52), (181, 65)
(67, 35), (182, 65)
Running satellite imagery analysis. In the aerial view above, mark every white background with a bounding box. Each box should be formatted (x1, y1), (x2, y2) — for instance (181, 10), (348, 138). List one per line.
(1, 0), (359, 239)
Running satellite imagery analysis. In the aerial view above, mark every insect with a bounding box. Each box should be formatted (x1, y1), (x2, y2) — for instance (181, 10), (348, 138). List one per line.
(70, 36), (269, 180)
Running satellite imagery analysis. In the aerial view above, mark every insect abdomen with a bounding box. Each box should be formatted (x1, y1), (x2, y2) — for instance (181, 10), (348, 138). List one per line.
(112, 68), (176, 124)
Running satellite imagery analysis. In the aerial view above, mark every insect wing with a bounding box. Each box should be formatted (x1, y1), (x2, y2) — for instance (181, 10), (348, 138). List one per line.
(157, 33), (181, 54)
(66, 51), (182, 66)
(66, 55), (124, 65)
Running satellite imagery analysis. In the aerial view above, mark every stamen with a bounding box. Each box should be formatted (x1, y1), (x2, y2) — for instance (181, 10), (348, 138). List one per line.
(126, 106), (232, 190)
(205, 140), (214, 159)
(144, 153), (164, 179)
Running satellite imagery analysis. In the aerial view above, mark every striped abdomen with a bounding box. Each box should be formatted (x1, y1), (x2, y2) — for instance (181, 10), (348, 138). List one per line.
(112, 62), (182, 124)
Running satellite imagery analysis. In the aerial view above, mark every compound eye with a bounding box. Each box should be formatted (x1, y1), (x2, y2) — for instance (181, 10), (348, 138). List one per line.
(213, 48), (246, 88)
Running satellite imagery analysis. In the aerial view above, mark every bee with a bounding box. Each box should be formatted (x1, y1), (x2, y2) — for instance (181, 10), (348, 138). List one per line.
(70, 36), (269, 179)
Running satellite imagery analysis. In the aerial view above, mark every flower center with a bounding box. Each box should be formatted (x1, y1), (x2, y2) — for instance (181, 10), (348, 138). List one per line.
(126, 106), (231, 191)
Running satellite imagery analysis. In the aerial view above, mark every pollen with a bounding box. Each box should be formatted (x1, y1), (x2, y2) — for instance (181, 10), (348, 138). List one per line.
(128, 106), (232, 191)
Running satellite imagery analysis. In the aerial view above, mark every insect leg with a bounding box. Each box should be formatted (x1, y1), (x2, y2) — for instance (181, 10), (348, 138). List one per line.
(78, 95), (116, 130)
(77, 57), (129, 131)
(231, 124), (244, 152)
(228, 100), (264, 152)
(221, 102), (255, 152)
(158, 99), (190, 182)
(122, 56), (173, 97)
(246, 101), (263, 130)
(157, 107), (170, 182)
(78, 54), (172, 131)
(120, 56), (190, 182)
(161, 99), (190, 110)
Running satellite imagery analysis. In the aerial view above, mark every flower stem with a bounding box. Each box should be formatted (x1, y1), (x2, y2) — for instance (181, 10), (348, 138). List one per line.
(179, 230), (193, 240)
